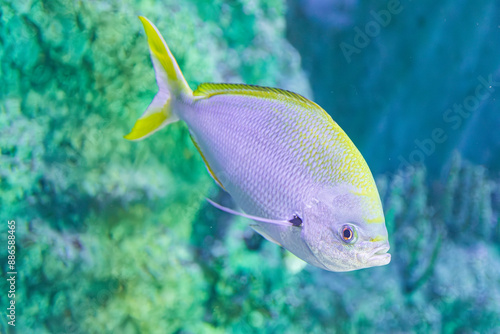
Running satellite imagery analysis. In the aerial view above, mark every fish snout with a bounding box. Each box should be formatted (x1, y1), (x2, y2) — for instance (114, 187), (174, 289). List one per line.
(362, 243), (391, 267)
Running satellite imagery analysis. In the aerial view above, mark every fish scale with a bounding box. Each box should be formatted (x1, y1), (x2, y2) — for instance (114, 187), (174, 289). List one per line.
(182, 90), (382, 223)
(182, 95), (313, 219)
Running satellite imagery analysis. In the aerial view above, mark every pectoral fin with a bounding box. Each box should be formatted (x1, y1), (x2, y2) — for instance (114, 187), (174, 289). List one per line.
(206, 198), (294, 227)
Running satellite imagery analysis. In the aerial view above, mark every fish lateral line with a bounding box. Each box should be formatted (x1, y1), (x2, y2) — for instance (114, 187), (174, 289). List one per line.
(206, 198), (301, 227)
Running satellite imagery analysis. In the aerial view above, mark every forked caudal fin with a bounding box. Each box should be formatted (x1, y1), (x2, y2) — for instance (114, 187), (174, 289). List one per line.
(124, 16), (192, 141)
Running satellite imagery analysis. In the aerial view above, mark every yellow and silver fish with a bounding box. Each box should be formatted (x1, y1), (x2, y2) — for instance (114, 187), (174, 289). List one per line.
(125, 17), (391, 272)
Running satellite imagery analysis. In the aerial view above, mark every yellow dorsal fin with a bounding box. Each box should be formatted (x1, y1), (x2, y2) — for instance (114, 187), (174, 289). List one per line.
(193, 83), (321, 110)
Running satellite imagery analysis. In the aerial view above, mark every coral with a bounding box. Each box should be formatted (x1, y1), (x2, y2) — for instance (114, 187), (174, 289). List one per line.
(0, 0), (311, 332)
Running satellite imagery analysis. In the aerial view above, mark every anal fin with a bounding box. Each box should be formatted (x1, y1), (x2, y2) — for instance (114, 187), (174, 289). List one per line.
(190, 135), (226, 190)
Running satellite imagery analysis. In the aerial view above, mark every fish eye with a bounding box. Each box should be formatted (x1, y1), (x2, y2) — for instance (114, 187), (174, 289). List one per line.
(341, 225), (355, 243)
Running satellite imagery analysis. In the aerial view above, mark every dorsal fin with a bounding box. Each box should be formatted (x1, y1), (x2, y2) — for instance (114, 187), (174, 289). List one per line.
(193, 83), (321, 110)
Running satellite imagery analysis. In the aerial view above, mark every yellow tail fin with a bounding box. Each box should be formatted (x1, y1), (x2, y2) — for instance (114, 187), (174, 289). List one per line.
(124, 16), (192, 141)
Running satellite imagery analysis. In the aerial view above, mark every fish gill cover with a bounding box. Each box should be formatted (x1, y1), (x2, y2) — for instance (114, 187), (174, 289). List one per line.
(0, 0), (499, 333)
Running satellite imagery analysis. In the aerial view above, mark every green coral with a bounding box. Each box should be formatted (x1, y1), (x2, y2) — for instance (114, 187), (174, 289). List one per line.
(0, 0), (311, 332)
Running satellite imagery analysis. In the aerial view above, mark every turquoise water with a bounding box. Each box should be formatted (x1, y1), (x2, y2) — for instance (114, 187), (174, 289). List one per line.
(1, 0), (499, 333)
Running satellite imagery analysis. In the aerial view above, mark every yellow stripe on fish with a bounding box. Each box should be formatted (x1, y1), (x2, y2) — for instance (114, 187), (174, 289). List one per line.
(194, 83), (321, 110)
(190, 134), (226, 190)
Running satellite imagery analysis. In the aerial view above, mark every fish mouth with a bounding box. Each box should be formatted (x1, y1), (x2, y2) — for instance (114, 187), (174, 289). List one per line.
(366, 244), (391, 266)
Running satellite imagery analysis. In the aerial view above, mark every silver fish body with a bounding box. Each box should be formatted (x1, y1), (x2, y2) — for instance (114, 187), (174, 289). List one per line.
(126, 17), (391, 272)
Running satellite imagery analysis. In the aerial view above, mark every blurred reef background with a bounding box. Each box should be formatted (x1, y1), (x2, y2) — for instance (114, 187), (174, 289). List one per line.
(1, 0), (500, 333)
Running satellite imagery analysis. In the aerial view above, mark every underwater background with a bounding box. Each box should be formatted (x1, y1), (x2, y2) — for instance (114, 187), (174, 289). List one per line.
(1, 0), (500, 332)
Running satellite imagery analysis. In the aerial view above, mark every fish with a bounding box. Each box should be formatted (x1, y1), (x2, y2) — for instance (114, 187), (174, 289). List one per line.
(125, 16), (391, 272)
